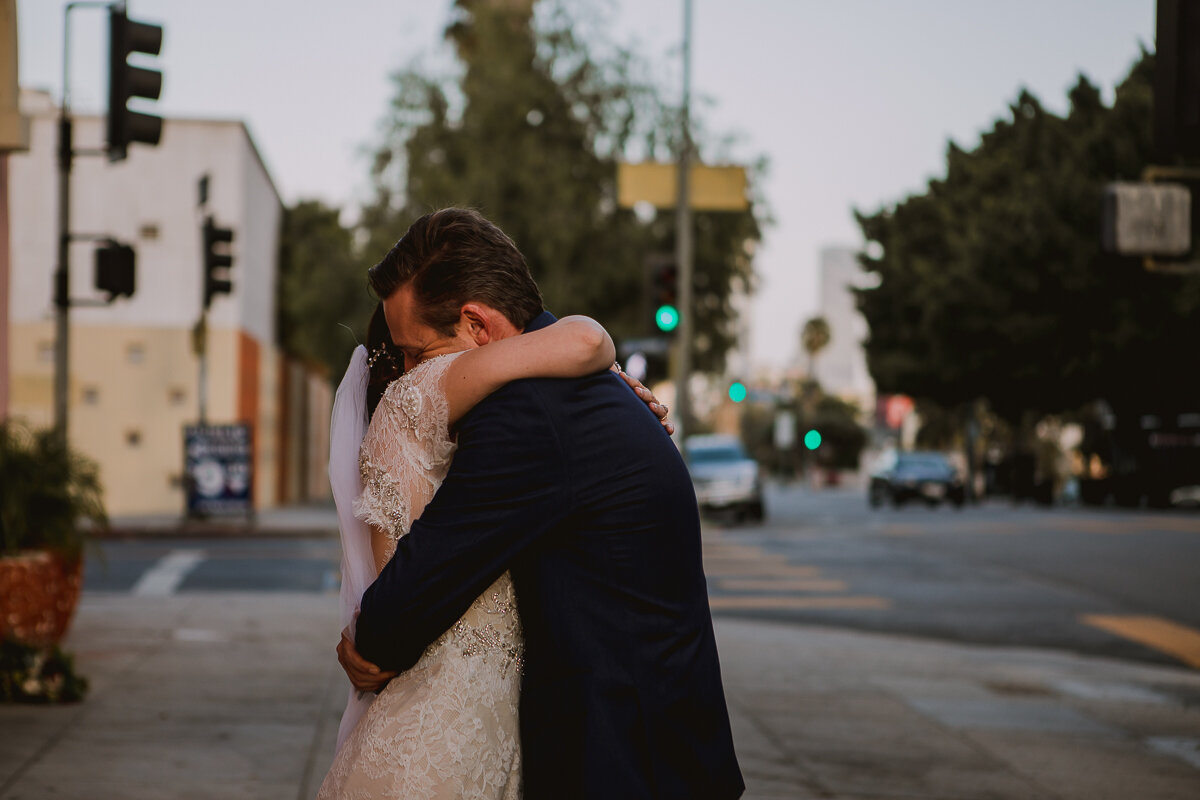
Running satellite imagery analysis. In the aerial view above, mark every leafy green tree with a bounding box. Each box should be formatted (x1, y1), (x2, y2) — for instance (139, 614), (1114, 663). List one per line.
(357, 0), (762, 374)
(855, 51), (1200, 426)
(277, 200), (376, 381)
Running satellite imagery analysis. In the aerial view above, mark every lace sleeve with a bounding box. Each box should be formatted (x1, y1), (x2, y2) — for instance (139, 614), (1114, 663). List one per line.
(353, 353), (462, 540)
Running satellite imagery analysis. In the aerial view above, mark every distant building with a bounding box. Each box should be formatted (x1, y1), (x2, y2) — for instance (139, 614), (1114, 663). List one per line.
(4, 90), (329, 515)
(812, 246), (874, 407)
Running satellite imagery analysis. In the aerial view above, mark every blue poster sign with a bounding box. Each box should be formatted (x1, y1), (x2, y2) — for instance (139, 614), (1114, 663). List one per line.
(184, 423), (253, 517)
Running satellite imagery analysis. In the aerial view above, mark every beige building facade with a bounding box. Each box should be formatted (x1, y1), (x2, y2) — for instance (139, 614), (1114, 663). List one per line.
(4, 90), (329, 515)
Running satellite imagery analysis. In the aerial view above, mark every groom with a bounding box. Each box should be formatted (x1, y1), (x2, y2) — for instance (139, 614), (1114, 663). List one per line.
(340, 208), (744, 799)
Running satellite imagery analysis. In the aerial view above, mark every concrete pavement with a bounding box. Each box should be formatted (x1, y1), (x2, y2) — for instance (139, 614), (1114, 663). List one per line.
(2, 527), (1200, 798)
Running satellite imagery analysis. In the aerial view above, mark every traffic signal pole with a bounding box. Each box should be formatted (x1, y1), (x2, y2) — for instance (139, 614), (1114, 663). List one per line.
(673, 0), (694, 445)
(53, 1), (161, 437)
(54, 2), (111, 437)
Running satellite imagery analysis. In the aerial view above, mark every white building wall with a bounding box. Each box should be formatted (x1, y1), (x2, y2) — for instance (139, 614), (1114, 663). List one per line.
(9, 99), (278, 334)
(814, 246), (874, 405)
(5, 90), (302, 515)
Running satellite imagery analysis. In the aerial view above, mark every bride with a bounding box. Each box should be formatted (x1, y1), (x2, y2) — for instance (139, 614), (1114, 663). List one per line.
(319, 303), (664, 799)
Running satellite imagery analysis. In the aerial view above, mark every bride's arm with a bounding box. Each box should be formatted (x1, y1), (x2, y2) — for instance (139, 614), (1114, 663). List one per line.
(369, 525), (392, 576)
(443, 315), (615, 425)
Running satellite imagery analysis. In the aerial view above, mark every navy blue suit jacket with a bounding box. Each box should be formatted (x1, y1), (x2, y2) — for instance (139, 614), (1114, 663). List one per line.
(356, 311), (744, 800)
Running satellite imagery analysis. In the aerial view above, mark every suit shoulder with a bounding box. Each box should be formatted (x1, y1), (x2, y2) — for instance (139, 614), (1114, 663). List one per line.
(456, 377), (556, 433)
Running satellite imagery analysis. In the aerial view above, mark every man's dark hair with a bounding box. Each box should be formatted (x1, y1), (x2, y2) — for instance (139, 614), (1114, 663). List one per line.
(367, 208), (544, 335)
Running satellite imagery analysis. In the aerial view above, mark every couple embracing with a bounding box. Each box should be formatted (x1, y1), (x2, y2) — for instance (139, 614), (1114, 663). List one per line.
(318, 208), (744, 799)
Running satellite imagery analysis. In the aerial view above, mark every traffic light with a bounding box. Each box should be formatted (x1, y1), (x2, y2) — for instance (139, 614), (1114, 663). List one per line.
(203, 216), (234, 309)
(1154, 0), (1200, 160)
(94, 241), (135, 299)
(107, 6), (163, 163)
(728, 381), (747, 403)
(651, 262), (679, 333)
(804, 429), (822, 450)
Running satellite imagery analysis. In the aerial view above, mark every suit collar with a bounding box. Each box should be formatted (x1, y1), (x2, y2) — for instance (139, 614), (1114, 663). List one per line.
(523, 310), (557, 333)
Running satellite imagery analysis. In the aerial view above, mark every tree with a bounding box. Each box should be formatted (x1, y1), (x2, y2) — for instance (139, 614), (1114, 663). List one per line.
(854, 50), (1200, 427)
(357, 0), (762, 374)
(277, 200), (375, 381)
(800, 315), (830, 378)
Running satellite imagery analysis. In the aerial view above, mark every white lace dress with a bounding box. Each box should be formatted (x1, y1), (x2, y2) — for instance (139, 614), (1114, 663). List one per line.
(318, 352), (523, 800)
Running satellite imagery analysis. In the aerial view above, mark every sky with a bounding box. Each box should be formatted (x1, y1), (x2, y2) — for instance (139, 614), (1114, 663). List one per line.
(16, 0), (1157, 371)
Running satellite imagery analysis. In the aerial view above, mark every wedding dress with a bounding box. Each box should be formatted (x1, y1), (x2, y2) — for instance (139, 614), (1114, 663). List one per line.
(318, 351), (523, 800)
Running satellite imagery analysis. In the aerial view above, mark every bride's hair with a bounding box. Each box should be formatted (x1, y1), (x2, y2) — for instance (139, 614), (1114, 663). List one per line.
(366, 302), (404, 421)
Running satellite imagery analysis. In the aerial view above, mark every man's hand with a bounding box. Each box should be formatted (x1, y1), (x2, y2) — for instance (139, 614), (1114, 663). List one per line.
(337, 631), (399, 694)
(612, 364), (675, 436)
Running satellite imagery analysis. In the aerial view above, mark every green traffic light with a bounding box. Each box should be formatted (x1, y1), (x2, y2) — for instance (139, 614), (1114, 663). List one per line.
(655, 304), (680, 332)
(728, 381), (747, 403)
(804, 429), (822, 450)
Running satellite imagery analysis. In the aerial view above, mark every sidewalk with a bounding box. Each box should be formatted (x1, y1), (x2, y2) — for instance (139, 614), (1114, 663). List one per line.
(103, 504), (341, 539)
(2, 591), (1199, 799)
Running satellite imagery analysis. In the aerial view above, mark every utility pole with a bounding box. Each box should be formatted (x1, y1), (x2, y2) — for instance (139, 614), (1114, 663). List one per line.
(673, 0), (694, 445)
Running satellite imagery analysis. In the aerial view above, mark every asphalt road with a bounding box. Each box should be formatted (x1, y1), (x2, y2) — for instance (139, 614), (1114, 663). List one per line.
(706, 483), (1200, 670)
(83, 483), (1200, 670)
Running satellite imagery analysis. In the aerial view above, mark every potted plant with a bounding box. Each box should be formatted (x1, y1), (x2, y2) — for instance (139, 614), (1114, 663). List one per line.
(0, 421), (107, 650)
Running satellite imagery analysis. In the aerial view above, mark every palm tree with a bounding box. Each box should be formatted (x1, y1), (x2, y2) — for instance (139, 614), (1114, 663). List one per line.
(801, 316), (831, 380)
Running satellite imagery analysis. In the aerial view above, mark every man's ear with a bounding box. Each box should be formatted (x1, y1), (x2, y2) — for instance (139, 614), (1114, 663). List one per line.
(459, 302), (496, 346)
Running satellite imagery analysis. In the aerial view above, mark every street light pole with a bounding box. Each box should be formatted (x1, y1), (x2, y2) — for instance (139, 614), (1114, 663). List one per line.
(673, 0), (694, 445)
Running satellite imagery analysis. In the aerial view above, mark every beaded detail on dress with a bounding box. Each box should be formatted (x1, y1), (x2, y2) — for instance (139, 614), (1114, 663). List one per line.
(319, 350), (523, 800)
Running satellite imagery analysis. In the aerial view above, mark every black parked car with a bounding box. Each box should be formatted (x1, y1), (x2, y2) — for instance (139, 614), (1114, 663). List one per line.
(869, 450), (965, 508)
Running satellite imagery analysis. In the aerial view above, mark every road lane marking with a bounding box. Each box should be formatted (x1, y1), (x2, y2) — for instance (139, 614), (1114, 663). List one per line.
(881, 524), (927, 536)
(173, 628), (229, 643)
(703, 562), (821, 577)
(703, 543), (773, 558)
(702, 536), (889, 613)
(716, 577), (848, 593)
(704, 552), (791, 564)
(1049, 519), (1142, 535)
(1081, 614), (1200, 669)
(709, 595), (891, 610)
(131, 549), (205, 596)
(1146, 738), (1200, 771)
(1051, 517), (1200, 535)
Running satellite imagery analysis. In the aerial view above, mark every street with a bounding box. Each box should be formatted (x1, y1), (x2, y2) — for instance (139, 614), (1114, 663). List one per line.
(6, 486), (1198, 799)
(708, 482), (1200, 670)
(85, 483), (1200, 672)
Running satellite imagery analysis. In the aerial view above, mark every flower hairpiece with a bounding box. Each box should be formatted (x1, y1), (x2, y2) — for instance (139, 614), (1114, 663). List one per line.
(367, 342), (399, 371)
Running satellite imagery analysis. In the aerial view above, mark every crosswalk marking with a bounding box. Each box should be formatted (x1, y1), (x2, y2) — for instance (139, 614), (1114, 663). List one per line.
(716, 577), (847, 592)
(882, 516), (1200, 538)
(709, 595), (891, 610)
(1081, 614), (1200, 669)
(131, 549), (205, 596)
(702, 533), (888, 612)
(703, 561), (820, 577)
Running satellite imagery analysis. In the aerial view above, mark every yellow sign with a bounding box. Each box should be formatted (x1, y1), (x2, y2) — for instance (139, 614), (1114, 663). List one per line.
(618, 162), (748, 211)
(0, 0), (29, 152)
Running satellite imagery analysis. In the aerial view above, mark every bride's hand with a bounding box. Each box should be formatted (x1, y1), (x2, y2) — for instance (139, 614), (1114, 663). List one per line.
(611, 364), (674, 435)
(338, 631), (398, 693)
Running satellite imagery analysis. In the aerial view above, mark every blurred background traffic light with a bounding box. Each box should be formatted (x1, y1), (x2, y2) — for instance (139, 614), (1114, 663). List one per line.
(202, 216), (234, 309)
(650, 260), (679, 333)
(106, 5), (164, 162)
(93, 241), (135, 299)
